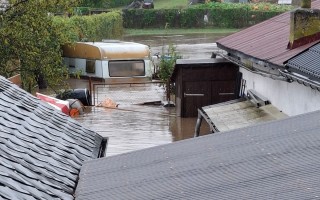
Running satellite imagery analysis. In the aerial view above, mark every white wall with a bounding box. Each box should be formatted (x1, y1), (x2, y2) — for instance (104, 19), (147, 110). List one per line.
(241, 68), (320, 116)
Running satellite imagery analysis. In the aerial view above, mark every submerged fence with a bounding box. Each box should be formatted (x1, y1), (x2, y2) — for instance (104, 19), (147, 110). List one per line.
(92, 82), (166, 106)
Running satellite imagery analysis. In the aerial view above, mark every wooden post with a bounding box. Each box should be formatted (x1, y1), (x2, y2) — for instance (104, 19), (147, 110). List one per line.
(166, 81), (170, 101)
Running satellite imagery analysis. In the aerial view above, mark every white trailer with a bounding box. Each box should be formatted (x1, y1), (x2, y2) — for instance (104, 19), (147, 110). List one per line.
(63, 40), (154, 83)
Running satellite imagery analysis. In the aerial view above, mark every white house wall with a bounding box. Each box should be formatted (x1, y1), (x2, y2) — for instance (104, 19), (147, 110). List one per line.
(241, 68), (320, 116)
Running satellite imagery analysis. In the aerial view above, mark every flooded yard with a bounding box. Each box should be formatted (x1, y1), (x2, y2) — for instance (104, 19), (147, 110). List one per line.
(69, 33), (231, 156)
(70, 79), (209, 156)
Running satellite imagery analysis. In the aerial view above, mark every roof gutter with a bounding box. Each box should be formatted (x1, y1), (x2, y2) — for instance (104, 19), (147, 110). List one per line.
(217, 52), (287, 81)
(217, 51), (320, 91)
(278, 70), (320, 91)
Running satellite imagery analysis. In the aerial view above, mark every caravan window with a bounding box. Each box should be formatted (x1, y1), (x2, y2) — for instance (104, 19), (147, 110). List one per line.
(109, 60), (145, 77)
(86, 60), (95, 73)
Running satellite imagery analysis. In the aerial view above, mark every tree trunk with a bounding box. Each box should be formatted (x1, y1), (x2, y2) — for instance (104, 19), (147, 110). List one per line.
(37, 73), (47, 89)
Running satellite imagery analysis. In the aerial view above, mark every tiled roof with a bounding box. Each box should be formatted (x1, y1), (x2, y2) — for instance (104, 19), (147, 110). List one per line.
(0, 76), (103, 199)
(286, 43), (320, 80)
(76, 110), (320, 199)
(216, 0), (320, 67)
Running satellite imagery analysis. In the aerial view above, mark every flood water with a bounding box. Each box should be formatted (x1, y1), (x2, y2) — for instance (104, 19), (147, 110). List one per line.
(70, 33), (232, 156)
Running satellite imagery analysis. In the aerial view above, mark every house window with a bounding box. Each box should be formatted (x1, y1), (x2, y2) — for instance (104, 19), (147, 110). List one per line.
(109, 60), (145, 77)
(86, 60), (95, 73)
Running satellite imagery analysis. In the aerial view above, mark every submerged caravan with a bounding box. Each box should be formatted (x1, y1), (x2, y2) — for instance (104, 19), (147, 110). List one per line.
(62, 40), (154, 83)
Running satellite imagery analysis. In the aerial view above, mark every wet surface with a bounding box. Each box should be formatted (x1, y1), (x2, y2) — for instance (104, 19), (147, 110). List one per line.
(123, 33), (227, 59)
(70, 79), (209, 156)
(70, 33), (230, 156)
(75, 105), (209, 156)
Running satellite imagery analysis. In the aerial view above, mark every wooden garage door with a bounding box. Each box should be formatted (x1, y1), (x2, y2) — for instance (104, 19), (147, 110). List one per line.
(183, 80), (237, 117)
(212, 80), (237, 104)
(183, 81), (211, 117)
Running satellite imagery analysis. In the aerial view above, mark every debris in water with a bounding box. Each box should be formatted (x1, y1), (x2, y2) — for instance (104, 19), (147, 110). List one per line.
(98, 98), (118, 108)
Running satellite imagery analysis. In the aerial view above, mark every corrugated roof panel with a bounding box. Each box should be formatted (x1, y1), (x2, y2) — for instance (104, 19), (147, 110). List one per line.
(201, 99), (287, 132)
(217, 1), (320, 67)
(287, 43), (320, 79)
(76, 110), (320, 200)
(0, 76), (103, 199)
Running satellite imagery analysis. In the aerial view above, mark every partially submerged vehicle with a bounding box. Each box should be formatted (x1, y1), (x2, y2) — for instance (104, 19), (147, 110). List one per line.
(62, 40), (154, 83)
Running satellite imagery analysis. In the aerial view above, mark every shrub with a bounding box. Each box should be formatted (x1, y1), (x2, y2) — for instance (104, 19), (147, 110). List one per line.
(122, 2), (292, 28)
(53, 11), (123, 42)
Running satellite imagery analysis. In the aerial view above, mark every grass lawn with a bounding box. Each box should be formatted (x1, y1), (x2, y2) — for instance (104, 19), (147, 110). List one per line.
(124, 28), (241, 36)
(153, 0), (189, 9)
(113, 0), (195, 10)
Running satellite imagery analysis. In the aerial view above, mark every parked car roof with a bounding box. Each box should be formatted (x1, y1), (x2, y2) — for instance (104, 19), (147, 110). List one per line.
(0, 76), (104, 199)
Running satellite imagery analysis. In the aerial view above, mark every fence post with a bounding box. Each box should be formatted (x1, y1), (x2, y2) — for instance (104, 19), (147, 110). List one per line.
(166, 81), (170, 101)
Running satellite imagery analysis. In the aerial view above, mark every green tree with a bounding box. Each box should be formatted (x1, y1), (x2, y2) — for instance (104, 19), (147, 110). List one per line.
(0, 0), (79, 92)
(158, 44), (180, 101)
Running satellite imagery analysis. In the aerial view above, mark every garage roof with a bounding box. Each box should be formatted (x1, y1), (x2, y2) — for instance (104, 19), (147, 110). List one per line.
(201, 98), (287, 132)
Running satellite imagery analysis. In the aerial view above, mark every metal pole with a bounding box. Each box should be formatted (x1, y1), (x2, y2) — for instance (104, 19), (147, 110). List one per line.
(194, 110), (203, 137)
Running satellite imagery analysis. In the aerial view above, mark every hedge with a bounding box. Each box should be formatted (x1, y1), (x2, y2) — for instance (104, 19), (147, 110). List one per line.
(122, 8), (284, 28)
(53, 11), (123, 42)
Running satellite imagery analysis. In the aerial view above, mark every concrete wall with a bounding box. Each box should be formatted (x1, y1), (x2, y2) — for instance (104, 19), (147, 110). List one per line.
(240, 68), (320, 116)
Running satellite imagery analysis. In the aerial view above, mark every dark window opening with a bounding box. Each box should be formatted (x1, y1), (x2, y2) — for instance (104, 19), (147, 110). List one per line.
(86, 60), (95, 73)
(109, 60), (145, 77)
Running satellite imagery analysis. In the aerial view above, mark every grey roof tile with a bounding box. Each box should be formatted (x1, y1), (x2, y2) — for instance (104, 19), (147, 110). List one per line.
(0, 76), (103, 199)
(76, 110), (320, 200)
(287, 43), (320, 80)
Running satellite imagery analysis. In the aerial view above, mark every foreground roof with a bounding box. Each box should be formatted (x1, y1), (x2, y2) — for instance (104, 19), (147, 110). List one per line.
(0, 76), (103, 199)
(76, 109), (320, 199)
(216, 0), (320, 67)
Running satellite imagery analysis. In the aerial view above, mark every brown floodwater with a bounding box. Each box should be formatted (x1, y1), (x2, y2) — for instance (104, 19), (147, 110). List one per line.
(69, 33), (233, 156)
(70, 79), (209, 156)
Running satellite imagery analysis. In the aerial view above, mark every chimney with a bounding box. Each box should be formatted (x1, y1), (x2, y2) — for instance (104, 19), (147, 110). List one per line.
(288, 0), (320, 49)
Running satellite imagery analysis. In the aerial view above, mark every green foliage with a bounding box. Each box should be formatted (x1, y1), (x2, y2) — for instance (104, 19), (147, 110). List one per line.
(53, 11), (123, 42)
(122, 2), (292, 28)
(0, 0), (79, 92)
(0, 0), (123, 92)
(158, 44), (180, 83)
(195, 2), (293, 12)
